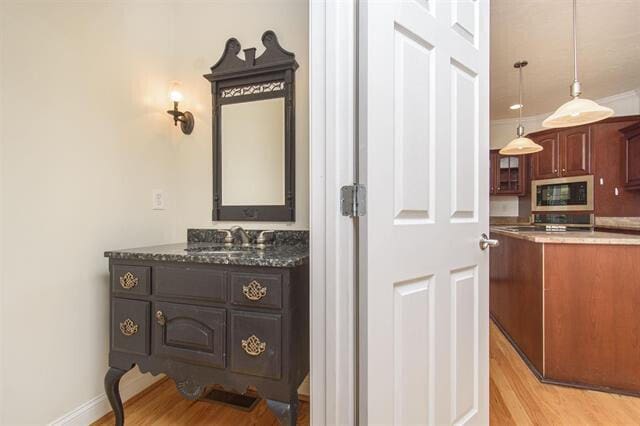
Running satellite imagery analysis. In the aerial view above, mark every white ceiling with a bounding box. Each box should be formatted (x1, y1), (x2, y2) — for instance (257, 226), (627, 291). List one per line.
(491, 0), (640, 120)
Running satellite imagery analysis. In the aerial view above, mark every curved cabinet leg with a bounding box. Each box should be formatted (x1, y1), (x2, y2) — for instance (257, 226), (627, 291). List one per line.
(266, 397), (299, 426)
(104, 367), (127, 426)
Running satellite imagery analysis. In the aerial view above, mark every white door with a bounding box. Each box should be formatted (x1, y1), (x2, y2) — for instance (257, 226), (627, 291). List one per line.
(359, 0), (489, 424)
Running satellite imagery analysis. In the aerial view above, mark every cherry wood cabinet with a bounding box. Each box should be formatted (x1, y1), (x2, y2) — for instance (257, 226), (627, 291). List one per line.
(490, 231), (640, 396)
(620, 122), (640, 190)
(490, 149), (526, 195)
(532, 133), (560, 179)
(530, 126), (591, 180)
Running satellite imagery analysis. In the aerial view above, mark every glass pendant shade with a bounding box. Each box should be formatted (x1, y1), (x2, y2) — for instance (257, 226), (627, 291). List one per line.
(499, 137), (543, 155)
(543, 0), (614, 128)
(542, 97), (613, 128)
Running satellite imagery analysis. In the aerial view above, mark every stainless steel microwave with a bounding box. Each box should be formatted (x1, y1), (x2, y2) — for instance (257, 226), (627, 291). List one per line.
(531, 175), (594, 212)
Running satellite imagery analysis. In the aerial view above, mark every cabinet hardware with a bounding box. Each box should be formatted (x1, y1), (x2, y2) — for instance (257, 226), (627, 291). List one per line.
(119, 319), (139, 336)
(119, 272), (138, 290)
(242, 335), (267, 356)
(243, 280), (268, 301)
(155, 310), (166, 326)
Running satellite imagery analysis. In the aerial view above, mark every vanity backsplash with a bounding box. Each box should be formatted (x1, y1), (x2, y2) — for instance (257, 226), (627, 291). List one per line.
(187, 228), (309, 246)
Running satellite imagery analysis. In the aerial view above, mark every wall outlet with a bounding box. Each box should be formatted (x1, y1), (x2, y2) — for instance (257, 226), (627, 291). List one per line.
(152, 189), (166, 210)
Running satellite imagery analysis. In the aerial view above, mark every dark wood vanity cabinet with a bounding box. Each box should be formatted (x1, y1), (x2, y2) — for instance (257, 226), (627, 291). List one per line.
(490, 149), (526, 195)
(530, 126), (591, 180)
(105, 260), (309, 426)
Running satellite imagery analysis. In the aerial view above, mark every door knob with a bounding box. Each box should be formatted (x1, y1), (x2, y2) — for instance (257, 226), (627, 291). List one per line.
(479, 233), (499, 250)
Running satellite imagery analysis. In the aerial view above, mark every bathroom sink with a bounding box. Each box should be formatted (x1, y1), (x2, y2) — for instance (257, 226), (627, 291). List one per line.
(184, 245), (248, 255)
(192, 250), (245, 256)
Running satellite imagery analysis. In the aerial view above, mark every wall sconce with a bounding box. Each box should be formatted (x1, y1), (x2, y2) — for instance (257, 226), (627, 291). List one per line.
(166, 82), (194, 135)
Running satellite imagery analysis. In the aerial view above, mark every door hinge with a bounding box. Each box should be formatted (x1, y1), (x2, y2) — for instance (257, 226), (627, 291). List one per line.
(341, 184), (367, 217)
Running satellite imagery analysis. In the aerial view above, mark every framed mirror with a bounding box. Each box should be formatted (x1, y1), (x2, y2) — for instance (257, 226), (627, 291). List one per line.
(204, 31), (297, 221)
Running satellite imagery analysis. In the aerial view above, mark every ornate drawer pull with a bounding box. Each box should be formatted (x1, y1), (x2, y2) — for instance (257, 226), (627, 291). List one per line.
(241, 335), (266, 356)
(155, 310), (166, 326)
(119, 319), (138, 336)
(119, 272), (138, 290)
(243, 280), (267, 301)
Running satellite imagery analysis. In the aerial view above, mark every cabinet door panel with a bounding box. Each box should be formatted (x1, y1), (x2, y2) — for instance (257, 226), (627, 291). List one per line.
(111, 298), (150, 356)
(230, 311), (282, 379)
(561, 126), (591, 176)
(532, 134), (559, 179)
(153, 302), (226, 368)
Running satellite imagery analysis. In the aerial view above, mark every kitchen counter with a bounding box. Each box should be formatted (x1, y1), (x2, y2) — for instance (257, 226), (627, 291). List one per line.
(104, 229), (309, 267)
(490, 227), (640, 396)
(595, 216), (640, 231)
(491, 226), (640, 245)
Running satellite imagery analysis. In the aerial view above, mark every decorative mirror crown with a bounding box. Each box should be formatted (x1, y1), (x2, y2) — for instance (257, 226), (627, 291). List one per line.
(204, 30), (298, 82)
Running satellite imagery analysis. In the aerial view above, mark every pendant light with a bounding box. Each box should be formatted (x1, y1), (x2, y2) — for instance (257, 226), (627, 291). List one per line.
(542, 0), (613, 128)
(500, 61), (543, 155)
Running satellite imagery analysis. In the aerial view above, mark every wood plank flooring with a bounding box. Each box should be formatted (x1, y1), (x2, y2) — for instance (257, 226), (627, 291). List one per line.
(94, 321), (640, 425)
(490, 320), (640, 425)
(93, 382), (309, 426)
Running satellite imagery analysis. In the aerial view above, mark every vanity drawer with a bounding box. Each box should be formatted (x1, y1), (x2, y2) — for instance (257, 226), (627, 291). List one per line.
(230, 311), (282, 379)
(153, 302), (226, 368)
(111, 298), (150, 356)
(155, 266), (226, 303)
(230, 272), (283, 309)
(112, 265), (150, 296)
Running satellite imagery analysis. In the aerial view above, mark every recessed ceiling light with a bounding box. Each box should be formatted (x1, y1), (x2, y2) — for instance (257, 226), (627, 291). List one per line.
(510, 103), (523, 110)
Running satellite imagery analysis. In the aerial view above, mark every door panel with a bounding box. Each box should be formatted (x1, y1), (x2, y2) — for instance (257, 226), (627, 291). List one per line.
(561, 126), (591, 176)
(533, 134), (559, 179)
(450, 59), (478, 221)
(153, 302), (226, 368)
(360, 0), (489, 424)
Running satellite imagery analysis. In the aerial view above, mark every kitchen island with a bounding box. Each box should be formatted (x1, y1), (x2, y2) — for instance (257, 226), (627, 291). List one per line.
(490, 227), (640, 396)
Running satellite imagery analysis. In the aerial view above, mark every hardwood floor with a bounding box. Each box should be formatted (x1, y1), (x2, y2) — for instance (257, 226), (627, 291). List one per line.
(93, 382), (309, 426)
(490, 320), (640, 425)
(94, 321), (640, 425)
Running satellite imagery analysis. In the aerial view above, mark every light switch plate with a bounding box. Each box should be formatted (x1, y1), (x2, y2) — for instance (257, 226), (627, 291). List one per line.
(152, 189), (166, 210)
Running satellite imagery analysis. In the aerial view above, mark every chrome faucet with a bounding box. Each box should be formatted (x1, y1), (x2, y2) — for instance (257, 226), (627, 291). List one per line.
(230, 226), (251, 247)
(256, 230), (275, 250)
(216, 229), (234, 247)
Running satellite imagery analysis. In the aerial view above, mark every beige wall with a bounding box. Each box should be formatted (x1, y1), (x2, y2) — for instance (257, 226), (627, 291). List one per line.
(0, 1), (308, 424)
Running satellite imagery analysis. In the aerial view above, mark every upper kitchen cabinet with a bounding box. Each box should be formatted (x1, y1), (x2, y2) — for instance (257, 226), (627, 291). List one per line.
(531, 133), (560, 179)
(490, 149), (526, 195)
(530, 125), (591, 180)
(560, 126), (591, 176)
(620, 122), (640, 190)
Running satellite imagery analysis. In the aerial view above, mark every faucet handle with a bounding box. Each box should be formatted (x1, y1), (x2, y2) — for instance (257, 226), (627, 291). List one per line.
(256, 230), (275, 250)
(216, 229), (234, 247)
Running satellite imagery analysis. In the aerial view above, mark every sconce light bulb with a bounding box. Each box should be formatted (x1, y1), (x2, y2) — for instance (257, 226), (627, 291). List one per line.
(170, 89), (184, 103)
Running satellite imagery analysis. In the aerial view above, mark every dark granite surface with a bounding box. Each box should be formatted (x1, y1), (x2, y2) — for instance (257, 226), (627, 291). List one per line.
(105, 229), (309, 268)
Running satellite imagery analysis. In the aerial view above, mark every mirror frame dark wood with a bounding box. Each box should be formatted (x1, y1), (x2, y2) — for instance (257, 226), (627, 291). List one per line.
(204, 31), (298, 222)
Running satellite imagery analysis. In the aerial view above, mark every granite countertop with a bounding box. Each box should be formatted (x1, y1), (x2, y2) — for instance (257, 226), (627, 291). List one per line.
(105, 229), (309, 268)
(595, 217), (640, 231)
(491, 226), (640, 245)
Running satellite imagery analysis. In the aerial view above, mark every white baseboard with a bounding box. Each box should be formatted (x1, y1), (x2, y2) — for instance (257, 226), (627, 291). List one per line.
(48, 370), (164, 426)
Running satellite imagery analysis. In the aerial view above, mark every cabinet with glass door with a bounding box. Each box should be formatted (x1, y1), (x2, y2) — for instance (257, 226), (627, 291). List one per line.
(490, 149), (526, 196)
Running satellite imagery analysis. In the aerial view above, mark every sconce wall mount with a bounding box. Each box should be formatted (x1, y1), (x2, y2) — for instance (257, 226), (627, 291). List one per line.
(167, 101), (194, 135)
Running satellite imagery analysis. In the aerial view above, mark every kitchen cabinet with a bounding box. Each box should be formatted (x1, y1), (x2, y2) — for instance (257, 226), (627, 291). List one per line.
(530, 125), (591, 180)
(620, 122), (640, 190)
(490, 229), (640, 396)
(532, 133), (560, 179)
(490, 149), (526, 195)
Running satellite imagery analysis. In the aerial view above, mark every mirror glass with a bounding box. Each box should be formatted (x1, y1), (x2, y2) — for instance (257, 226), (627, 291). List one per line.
(220, 98), (285, 206)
